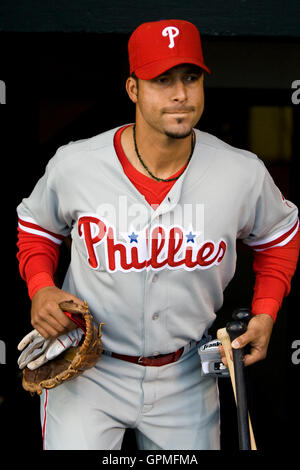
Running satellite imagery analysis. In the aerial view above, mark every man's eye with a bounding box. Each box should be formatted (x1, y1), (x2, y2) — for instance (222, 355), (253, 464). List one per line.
(185, 75), (199, 82)
(154, 76), (170, 84)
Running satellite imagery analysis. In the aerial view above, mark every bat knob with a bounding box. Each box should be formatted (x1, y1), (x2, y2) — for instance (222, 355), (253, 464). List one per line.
(232, 308), (252, 324)
(226, 320), (248, 342)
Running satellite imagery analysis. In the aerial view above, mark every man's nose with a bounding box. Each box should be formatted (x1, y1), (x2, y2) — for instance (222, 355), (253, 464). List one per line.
(172, 80), (187, 102)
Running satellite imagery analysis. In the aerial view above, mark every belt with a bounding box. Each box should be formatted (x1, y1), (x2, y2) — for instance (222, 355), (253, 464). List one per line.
(104, 347), (184, 367)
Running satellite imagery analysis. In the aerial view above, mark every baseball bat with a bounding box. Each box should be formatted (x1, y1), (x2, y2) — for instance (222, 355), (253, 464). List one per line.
(217, 326), (257, 450)
(226, 321), (250, 450)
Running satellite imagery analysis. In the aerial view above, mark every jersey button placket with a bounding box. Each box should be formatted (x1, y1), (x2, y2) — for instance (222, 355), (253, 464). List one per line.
(144, 216), (162, 356)
(143, 217), (155, 357)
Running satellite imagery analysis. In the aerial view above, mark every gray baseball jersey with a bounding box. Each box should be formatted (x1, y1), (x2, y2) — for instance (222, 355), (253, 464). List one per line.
(17, 126), (299, 357)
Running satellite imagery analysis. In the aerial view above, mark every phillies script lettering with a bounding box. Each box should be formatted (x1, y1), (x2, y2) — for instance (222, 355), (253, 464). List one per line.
(78, 215), (227, 273)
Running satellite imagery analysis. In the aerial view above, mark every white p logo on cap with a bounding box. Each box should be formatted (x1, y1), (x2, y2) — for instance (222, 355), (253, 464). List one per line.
(162, 26), (180, 49)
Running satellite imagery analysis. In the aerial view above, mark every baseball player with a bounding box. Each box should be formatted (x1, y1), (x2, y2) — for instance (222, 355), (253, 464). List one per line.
(16, 19), (299, 450)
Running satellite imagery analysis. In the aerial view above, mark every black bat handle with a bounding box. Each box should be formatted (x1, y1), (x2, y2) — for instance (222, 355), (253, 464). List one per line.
(226, 320), (251, 450)
(232, 308), (252, 324)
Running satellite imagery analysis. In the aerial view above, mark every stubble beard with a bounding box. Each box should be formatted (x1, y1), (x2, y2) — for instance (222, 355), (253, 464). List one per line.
(164, 129), (193, 139)
(162, 114), (197, 140)
(164, 122), (193, 140)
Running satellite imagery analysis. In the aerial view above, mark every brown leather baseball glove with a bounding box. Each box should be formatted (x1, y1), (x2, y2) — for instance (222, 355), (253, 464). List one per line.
(20, 300), (103, 395)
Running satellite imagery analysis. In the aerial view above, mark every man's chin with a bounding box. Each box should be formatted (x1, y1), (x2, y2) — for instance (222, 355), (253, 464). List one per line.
(164, 127), (193, 140)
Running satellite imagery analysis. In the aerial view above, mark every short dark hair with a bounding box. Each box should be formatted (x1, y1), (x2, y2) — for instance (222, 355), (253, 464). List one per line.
(131, 72), (138, 80)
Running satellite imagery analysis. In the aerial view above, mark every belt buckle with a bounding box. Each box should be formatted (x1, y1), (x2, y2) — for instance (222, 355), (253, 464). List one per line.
(137, 356), (144, 364)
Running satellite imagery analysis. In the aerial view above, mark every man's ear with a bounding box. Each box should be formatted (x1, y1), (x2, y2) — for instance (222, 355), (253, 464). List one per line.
(126, 76), (138, 104)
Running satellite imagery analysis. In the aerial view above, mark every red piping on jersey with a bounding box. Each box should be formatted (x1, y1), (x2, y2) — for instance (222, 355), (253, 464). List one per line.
(18, 218), (65, 242)
(250, 219), (299, 250)
(42, 389), (48, 450)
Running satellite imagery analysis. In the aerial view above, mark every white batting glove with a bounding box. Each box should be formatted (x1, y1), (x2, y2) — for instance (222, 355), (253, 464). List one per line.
(17, 330), (51, 369)
(17, 328), (84, 370)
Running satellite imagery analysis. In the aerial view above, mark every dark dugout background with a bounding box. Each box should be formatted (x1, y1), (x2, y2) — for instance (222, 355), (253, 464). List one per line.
(0, 0), (299, 458)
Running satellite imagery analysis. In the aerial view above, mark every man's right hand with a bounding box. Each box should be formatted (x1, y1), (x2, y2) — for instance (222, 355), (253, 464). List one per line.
(31, 286), (84, 339)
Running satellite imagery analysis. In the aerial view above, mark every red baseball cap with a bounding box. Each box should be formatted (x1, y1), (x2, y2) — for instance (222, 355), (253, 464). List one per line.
(128, 19), (211, 80)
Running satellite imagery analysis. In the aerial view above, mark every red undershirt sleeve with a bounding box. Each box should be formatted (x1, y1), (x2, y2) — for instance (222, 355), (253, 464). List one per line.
(16, 228), (59, 299)
(251, 229), (300, 322)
